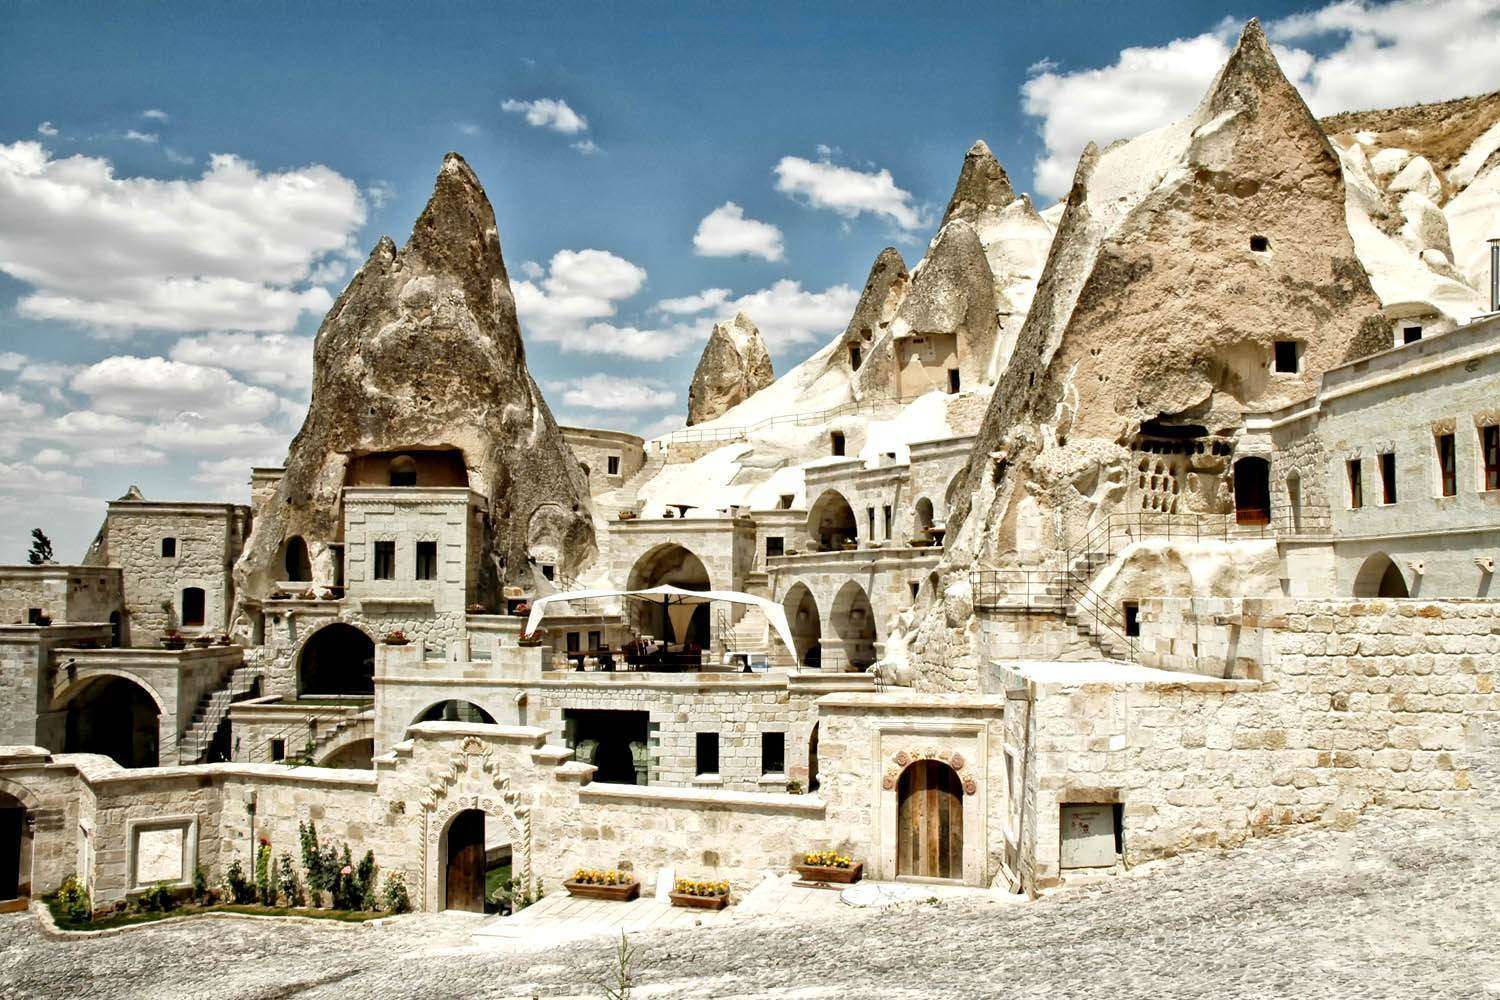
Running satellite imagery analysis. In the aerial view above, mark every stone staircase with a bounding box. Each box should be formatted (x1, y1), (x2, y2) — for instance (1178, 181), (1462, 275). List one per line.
(971, 550), (1133, 662)
(176, 664), (263, 764)
(597, 451), (666, 517)
(726, 606), (771, 659)
(308, 710), (373, 762)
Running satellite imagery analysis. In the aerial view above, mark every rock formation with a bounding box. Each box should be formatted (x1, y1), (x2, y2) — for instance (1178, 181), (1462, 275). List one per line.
(840, 247), (910, 400)
(686, 312), (774, 425)
(232, 152), (594, 611)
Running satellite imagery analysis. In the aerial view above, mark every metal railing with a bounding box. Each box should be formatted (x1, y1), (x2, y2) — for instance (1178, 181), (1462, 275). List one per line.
(243, 702), (374, 765)
(647, 391), (917, 451)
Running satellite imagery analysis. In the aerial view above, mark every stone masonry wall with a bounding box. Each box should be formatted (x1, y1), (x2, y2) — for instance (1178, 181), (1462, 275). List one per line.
(107, 508), (240, 645)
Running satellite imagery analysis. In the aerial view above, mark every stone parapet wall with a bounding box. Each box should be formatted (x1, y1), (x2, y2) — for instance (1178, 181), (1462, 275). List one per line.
(0, 566), (122, 627)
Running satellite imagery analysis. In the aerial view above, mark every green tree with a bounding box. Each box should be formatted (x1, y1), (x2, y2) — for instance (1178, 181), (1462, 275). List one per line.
(27, 528), (54, 565)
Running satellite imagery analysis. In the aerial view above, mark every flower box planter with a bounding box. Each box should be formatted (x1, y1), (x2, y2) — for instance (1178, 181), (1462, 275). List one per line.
(792, 861), (862, 885)
(669, 891), (728, 910)
(563, 879), (640, 902)
(160, 635), (187, 651)
(191, 637), (215, 649)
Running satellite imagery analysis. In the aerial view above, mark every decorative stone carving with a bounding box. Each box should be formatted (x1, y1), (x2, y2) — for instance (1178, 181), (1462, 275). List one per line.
(422, 739), (532, 909)
(886, 747), (977, 795)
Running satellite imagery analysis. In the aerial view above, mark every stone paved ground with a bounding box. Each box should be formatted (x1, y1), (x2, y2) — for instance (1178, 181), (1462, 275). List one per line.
(4, 737), (1499, 1000)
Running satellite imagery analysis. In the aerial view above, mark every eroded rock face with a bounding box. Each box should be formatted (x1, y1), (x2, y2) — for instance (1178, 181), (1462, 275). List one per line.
(840, 247), (910, 399)
(686, 312), (774, 425)
(232, 153), (594, 610)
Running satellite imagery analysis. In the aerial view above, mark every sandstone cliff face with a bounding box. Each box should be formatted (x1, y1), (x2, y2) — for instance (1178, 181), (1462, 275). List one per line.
(841, 247), (910, 400)
(686, 312), (774, 426)
(232, 153), (594, 610)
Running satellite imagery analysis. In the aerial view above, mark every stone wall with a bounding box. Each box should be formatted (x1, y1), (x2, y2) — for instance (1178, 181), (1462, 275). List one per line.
(104, 504), (246, 645)
(0, 566), (122, 627)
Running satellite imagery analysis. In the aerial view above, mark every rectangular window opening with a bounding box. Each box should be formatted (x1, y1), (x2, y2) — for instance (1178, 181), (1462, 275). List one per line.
(1436, 432), (1457, 498)
(588, 630), (602, 650)
(1347, 459), (1363, 509)
(566, 631), (580, 653)
(270, 738), (285, 762)
(1380, 452), (1397, 505)
(415, 540), (438, 580)
(947, 368), (961, 393)
(882, 505), (893, 539)
(1123, 601), (1140, 638)
(866, 507), (876, 540)
(909, 581), (920, 601)
(777, 494), (795, 510)
(1273, 340), (1300, 374)
(1402, 326), (1423, 344)
(373, 540), (396, 580)
(541, 563), (555, 581)
(1483, 425), (1499, 491)
(830, 431), (846, 457)
(607, 455), (620, 476)
(761, 731), (785, 775)
(849, 345), (862, 370)
(696, 732), (720, 776)
(160, 537), (177, 558)
(765, 536), (784, 558)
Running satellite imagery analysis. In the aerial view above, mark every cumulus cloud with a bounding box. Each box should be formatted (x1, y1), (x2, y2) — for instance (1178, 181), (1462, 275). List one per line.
(571, 139), (600, 156)
(192, 456), (274, 496)
(502, 98), (589, 135)
(0, 352), (24, 372)
(0, 391), (43, 421)
(547, 374), (676, 411)
(123, 129), (159, 144)
(0, 461), (85, 494)
(653, 280), (859, 350)
(36, 122), (58, 137)
(365, 180), (395, 209)
(774, 153), (924, 231)
(34, 445), (167, 468)
(169, 332), (314, 390)
(656, 288), (731, 315)
(513, 248), (653, 353)
(0, 141), (366, 333)
(141, 108), (170, 121)
(70, 356), (284, 423)
(693, 202), (785, 261)
(1020, 1), (1500, 199)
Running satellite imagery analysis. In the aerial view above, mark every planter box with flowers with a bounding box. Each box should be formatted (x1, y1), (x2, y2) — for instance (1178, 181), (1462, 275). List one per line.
(191, 635), (215, 649)
(160, 631), (187, 651)
(563, 869), (639, 901)
(669, 878), (730, 910)
(793, 851), (862, 885)
(518, 629), (547, 648)
(383, 630), (410, 646)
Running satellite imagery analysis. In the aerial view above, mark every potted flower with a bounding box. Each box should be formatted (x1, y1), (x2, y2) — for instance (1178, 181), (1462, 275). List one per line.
(213, 634), (233, 647)
(669, 878), (730, 910)
(191, 634), (215, 648)
(383, 630), (410, 646)
(513, 601), (531, 616)
(270, 590), (291, 601)
(467, 602), (489, 614)
(563, 868), (640, 901)
(617, 510), (638, 521)
(793, 850), (862, 885)
(298, 588), (317, 600)
(518, 629), (546, 648)
(160, 630), (187, 651)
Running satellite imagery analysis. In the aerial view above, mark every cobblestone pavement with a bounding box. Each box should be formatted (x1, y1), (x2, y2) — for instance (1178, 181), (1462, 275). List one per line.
(4, 740), (1499, 1000)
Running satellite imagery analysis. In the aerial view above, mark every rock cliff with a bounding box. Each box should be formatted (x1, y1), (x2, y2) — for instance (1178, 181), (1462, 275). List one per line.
(232, 153), (594, 612)
(686, 312), (774, 425)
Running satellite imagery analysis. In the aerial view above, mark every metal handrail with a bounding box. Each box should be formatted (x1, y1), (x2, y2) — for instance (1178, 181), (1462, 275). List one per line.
(244, 702), (374, 765)
(647, 390), (918, 451)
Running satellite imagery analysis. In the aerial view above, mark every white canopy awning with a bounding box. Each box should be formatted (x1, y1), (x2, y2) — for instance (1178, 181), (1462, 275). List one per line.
(524, 584), (795, 657)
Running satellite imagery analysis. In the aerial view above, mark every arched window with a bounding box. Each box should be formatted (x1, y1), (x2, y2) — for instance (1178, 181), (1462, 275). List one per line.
(388, 454), (417, 486)
(298, 623), (375, 696)
(283, 536), (312, 582)
(181, 587), (206, 628)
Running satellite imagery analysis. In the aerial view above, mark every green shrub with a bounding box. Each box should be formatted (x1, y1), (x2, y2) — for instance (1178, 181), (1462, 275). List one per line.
(54, 874), (92, 925)
(331, 844), (356, 910)
(136, 881), (176, 913)
(192, 865), (209, 904)
(224, 858), (255, 905)
(354, 850), (376, 910)
(381, 871), (411, 914)
(277, 851), (303, 908)
(255, 839), (275, 906)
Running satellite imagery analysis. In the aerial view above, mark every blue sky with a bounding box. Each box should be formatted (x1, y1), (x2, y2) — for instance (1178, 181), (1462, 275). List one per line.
(4, 0), (1500, 561)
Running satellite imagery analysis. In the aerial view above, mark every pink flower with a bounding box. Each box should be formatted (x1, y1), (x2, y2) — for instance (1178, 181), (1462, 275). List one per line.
(340, 865), (353, 876)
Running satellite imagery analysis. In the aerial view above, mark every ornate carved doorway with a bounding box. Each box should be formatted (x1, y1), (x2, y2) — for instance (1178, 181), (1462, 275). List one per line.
(443, 809), (486, 912)
(896, 760), (963, 880)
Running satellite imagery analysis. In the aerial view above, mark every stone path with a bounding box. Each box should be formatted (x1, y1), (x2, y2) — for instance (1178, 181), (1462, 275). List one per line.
(3, 740), (1499, 998)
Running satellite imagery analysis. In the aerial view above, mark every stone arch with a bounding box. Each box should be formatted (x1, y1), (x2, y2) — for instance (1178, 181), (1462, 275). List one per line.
(297, 622), (376, 696)
(0, 784), (35, 902)
(54, 672), (162, 768)
(943, 471), (965, 516)
(317, 737), (374, 769)
(283, 535), (312, 582)
(1353, 553), (1409, 598)
(414, 700), (496, 726)
(783, 582), (821, 667)
(830, 580), (878, 670)
(807, 489), (858, 551)
(912, 497), (935, 539)
(626, 543), (712, 645)
(422, 738), (531, 912)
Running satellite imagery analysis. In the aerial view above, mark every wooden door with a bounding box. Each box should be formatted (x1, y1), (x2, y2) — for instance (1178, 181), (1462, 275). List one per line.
(897, 761), (963, 880)
(0, 806), (22, 900)
(444, 810), (486, 912)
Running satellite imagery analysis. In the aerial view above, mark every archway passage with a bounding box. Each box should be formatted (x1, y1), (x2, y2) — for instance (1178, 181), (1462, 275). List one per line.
(897, 760), (963, 880)
(0, 792), (26, 902)
(1354, 553), (1410, 598)
(831, 581), (877, 670)
(417, 701), (495, 725)
(443, 808), (486, 912)
(807, 490), (858, 551)
(298, 624), (375, 696)
(784, 583), (821, 668)
(565, 709), (649, 784)
(912, 497), (935, 539)
(626, 544), (711, 648)
(1233, 457), (1271, 526)
(284, 536), (312, 582)
(63, 675), (160, 768)
(319, 738), (373, 769)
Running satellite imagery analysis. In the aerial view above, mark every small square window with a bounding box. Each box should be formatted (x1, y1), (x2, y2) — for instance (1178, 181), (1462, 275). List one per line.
(607, 455), (620, 476)
(696, 732), (719, 776)
(541, 563), (555, 581)
(1250, 235), (1270, 252)
(1380, 452), (1397, 505)
(415, 540), (438, 580)
(161, 538), (177, 558)
(373, 541), (396, 580)
(1347, 459), (1363, 509)
(761, 732), (785, 774)
(1402, 326), (1423, 344)
(778, 494), (795, 510)
(1273, 341), (1300, 374)
(765, 536), (784, 558)
(1436, 432), (1456, 498)
(270, 738), (286, 762)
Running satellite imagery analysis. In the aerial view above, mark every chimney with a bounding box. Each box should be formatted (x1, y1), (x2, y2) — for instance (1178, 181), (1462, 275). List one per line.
(1491, 237), (1500, 314)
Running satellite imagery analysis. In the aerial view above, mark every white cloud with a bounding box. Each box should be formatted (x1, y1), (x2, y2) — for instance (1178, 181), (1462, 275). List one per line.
(0, 461), (85, 494)
(71, 355), (284, 423)
(0, 141), (366, 333)
(169, 332), (313, 390)
(365, 180), (395, 209)
(656, 288), (731, 315)
(774, 154), (924, 231)
(458, 123), (481, 136)
(1020, 2), (1500, 199)
(33, 445), (167, 468)
(123, 129), (159, 144)
(513, 248), (649, 350)
(520, 260), (543, 279)
(0, 391), (43, 421)
(547, 374), (676, 411)
(16, 361), (83, 385)
(501, 98), (589, 135)
(192, 456), (272, 497)
(164, 148), (195, 166)
(0, 352), (24, 371)
(636, 413), (687, 439)
(718, 280), (859, 349)
(571, 139), (600, 156)
(36, 122), (58, 137)
(142, 109), (170, 121)
(693, 202), (785, 261)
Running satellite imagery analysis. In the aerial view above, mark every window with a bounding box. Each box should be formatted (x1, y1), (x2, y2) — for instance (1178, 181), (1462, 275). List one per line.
(777, 494), (794, 510)
(909, 581), (920, 601)
(761, 731), (785, 774)
(607, 455), (620, 476)
(1380, 452), (1397, 504)
(849, 345), (862, 370)
(1436, 432), (1457, 498)
(415, 540), (438, 580)
(373, 541), (396, 580)
(1483, 426), (1499, 491)
(26, 608), (43, 625)
(947, 368), (961, 393)
(1250, 235), (1270, 252)
(1348, 459), (1363, 509)
(588, 630), (602, 650)
(882, 505), (893, 539)
(765, 536), (784, 558)
(695, 732), (719, 776)
(566, 631), (580, 653)
(866, 507), (876, 540)
(1123, 601), (1140, 638)
(541, 563), (555, 581)
(181, 587), (205, 628)
(160, 537), (177, 558)
(270, 738), (286, 762)
(1403, 326), (1423, 344)
(1273, 340), (1300, 374)
(830, 431), (845, 457)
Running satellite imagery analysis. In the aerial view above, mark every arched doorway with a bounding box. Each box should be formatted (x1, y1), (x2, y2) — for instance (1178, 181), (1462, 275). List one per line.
(912, 497), (935, 540)
(831, 581), (877, 670)
(416, 701), (496, 725)
(318, 738), (373, 769)
(62, 675), (160, 768)
(1233, 457), (1271, 526)
(298, 624), (375, 696)
(0, 791), (29, 903)
(442, 808), (486, 912)
(807, 490), (858, 551)
(1353, 553), (1409, 597)
(897, 760), (963, 880)
(181, 587), (206, 629)
(626, 544), (711, 647)
(783, 583), (821, 668)
(284, 536), (312, 582)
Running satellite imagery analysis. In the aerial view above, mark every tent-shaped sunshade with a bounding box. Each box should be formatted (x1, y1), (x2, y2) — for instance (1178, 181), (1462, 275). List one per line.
(523, 584), (796, 658)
